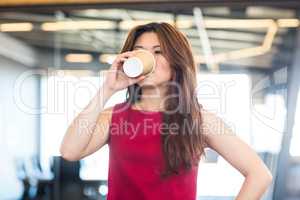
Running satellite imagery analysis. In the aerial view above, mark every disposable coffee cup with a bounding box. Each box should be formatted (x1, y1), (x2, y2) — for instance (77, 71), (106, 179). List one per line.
(122, 49), (156, 78)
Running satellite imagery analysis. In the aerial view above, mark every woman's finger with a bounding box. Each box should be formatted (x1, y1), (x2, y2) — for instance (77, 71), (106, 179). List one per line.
(120, 51), (135, 57)
(110, 52), (133, 69)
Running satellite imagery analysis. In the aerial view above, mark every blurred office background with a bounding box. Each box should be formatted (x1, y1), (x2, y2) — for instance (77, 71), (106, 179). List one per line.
(0, 0), (300, 200)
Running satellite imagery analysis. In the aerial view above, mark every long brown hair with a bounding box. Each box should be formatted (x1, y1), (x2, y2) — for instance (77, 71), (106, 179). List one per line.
(121, 22), (205, 178)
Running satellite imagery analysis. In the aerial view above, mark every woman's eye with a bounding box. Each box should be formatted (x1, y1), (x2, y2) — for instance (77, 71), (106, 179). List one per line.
(154, 50), (162, 54)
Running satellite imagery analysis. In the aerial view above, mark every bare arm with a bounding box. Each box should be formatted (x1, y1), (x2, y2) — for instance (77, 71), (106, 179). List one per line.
(60, 86), (114, 161)
(201, 108), (273, 199)
(60, 51), (146, 161)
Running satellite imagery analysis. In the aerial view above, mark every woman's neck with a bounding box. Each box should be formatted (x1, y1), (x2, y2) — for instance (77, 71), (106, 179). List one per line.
(133, 101), (164, 112)
(135, 84), (167, 111)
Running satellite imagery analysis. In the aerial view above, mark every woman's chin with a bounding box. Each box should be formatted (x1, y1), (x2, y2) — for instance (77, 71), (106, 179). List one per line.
(137, 77), (147, 84)
(137, 79), (156, 87)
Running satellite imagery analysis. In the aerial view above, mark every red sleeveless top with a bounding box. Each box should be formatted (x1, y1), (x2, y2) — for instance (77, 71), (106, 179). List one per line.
(107, 102), (198, 200)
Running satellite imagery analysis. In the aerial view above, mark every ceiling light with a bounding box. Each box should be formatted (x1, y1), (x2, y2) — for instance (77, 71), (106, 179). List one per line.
(277, 19), (299, 28)
(65, 53), (92, 63)
(41, 20), (116, 31)
(0, 22), (33, 32)
(99, 54), (117, 65)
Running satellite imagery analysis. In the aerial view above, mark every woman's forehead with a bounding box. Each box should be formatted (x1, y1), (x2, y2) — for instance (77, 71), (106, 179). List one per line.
(135, 32), (160, 43)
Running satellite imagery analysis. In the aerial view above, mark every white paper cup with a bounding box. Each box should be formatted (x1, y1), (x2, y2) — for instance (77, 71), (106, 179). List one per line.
(123, 49), (156, 78)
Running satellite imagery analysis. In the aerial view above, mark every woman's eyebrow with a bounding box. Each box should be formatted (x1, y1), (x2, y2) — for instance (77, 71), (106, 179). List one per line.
(133, 45), (161, 49)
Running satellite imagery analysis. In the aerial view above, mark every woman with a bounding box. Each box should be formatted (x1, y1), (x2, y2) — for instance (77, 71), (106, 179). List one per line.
(60, 22), (272, 200)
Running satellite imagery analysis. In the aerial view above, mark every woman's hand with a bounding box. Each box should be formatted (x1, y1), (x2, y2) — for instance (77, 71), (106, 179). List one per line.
(104, 51), (146, 93)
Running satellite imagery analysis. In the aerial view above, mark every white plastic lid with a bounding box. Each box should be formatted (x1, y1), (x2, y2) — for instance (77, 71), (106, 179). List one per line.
(123, 57), (143, 78)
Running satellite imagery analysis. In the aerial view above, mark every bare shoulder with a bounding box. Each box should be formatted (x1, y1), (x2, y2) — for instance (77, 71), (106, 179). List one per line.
(200, 108), (235, 148)
(96, 106), (114, 125)
(92, 106), (114, 146)
(96, 102), (126, 125)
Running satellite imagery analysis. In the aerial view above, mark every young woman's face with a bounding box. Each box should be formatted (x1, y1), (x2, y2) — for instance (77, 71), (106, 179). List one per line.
(133, 32), (172, 87)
